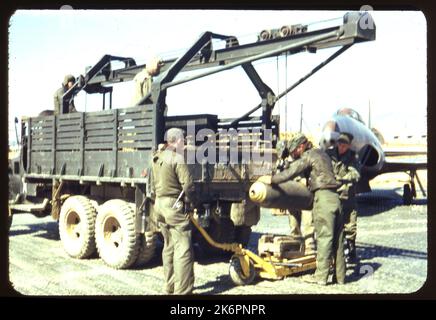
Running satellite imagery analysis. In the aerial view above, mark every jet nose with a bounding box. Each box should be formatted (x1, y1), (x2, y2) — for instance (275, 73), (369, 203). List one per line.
(319, 120), (339, 150)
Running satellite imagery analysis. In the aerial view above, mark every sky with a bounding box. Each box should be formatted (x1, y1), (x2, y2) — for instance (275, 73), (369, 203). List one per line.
(8, 9), (427, 146)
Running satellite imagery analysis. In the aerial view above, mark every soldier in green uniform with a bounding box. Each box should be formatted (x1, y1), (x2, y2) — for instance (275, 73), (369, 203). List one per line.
(260, 133), (345, 285)
(288, 209), (316, 255)
(275, 139), (316, 255)
(131, 57), (164, 106)
(326, 132), (361, 263)
(151, 128), (196, 294)
(54, 74), (77, 115)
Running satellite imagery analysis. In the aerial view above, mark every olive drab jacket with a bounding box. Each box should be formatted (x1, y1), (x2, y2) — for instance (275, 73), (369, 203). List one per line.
(54, 86), (77, 115)
(131, 69), (153, 106)
(151, 148), (196, 203)
(326, 147), (361, 200)
(271, 147), (340, 192)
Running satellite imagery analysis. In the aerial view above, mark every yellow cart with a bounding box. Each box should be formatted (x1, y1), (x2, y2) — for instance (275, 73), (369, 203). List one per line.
(190, 214), (317, 286)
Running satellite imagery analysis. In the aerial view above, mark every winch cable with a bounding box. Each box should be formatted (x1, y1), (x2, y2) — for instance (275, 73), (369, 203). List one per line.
(276, 56), (281, 123)
(284, 51), (288, 134)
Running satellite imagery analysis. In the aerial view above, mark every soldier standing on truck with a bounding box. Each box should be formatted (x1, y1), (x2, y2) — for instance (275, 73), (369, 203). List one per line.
(54, 74), (77, 115)
(259, 133), (345, 285)
(131, 56), (164, 106)
(326, 132), (361, 264)
(151, 128), (196, 294)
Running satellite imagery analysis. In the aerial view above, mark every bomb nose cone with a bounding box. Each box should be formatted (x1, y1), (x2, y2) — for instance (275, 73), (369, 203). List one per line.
(249, 179), (314, 211)
(249, 181), (268, 203)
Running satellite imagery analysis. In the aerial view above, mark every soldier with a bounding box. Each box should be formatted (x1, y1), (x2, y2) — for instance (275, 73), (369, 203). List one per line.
(151, 128), (196, 295)
(288, 209), (316, 255)
(131, 56), (164, 106)
(275, 139), (316, 254)
(54, 74), (77, 115)
(326, 132), (361, 263)
(259, 133), (345, 285)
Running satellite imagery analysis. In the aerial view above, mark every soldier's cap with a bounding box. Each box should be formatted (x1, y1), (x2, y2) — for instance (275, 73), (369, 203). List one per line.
(165, 128), (185, 144)
(337, 132), (354, 144)
(288, 133), (308, 153)
(63, 74), (76, 85)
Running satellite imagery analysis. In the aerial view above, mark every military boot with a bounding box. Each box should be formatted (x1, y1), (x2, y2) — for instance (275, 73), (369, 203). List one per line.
(301, 274), (328, 286)
(331, 273), (345, 285)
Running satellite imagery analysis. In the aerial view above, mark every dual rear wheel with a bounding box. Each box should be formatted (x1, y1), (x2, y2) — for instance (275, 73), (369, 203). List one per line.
(59, 196), (156, 269)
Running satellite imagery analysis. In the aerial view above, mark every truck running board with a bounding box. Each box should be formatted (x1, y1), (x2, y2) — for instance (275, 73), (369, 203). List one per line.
(9, 198), (50, 214)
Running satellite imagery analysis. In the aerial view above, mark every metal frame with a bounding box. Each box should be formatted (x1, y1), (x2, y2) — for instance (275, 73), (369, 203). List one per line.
(65, 12), (375, 148)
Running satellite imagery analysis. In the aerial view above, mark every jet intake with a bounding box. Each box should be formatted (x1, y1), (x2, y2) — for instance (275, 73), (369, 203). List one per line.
(249, 178), (313, 211)
(359, 144), (379, 167)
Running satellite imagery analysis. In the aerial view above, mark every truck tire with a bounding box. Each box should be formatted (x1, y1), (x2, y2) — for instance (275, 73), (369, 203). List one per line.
(95, 199), (139, 269)
(59, 196), (97, 259)
(125, 203), (157, 268)
(134, 232), (157, 267)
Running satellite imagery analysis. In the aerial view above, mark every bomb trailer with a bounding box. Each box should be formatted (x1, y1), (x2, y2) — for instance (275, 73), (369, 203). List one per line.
(9, 12), (375, 284)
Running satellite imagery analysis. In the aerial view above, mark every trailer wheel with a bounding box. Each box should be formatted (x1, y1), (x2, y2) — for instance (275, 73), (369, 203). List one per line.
(229, 255), (256, 286)
(59, 196), (97, 259)
(95, 199), (139, 269)
(134, 232), (157, 267)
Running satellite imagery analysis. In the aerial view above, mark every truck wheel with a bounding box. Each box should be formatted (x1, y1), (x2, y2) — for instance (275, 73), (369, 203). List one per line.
(95, 199), (139, 269)
(59, 196), (97, 259)
(134, 232), (157, 267)
(234, 226), (252, 247)
(229, 255), (255, 286)
(125, 203), (157, 268)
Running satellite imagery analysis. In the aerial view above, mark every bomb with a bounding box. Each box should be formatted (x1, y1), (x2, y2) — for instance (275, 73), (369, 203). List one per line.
(249, 178), (313, 211)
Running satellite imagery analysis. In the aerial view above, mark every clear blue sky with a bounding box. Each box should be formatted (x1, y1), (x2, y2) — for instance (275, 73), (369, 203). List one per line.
(8, 9), (427, 145)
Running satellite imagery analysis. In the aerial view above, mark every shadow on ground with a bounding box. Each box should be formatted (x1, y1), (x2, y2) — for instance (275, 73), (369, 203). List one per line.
(346, 262), (382, 284)
(356, 242), (426, 260)
(195, 274), (263, 294)
(356, 188), (427, 217)
(344, 242), (427, 283)
(9, 221), (60, 240)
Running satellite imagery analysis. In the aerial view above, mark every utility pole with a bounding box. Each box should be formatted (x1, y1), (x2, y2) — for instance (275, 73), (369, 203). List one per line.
(14, 118), (19, 147)
(300, 104), (303, 132)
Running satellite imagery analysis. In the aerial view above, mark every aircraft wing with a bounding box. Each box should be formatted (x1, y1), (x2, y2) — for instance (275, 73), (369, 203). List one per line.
(383, 147), (427, 157)
(379, 158), (427, 174)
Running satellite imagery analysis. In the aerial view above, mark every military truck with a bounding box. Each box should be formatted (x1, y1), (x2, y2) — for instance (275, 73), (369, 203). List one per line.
(9, 12), (375, 269)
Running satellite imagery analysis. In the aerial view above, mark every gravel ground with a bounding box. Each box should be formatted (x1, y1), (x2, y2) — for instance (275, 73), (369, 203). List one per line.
(8, 179), (427, 296)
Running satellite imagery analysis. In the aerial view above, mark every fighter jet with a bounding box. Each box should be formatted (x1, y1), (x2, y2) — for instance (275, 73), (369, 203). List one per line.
(319, 107), (427, 204)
